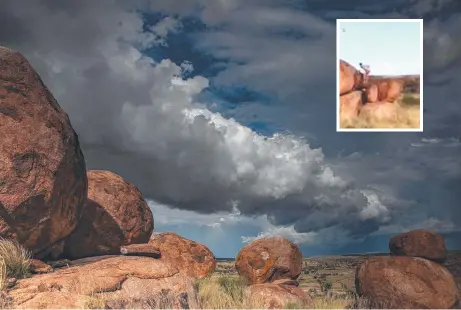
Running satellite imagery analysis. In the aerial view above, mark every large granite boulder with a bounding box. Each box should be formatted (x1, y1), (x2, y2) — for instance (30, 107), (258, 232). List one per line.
(355, 256), (459, 309)
(389, 229), (447, 263)
(235, 237), (302, 285)
(62, 170), (154, 259)
(148, 232), (216, 279)
(0, 46), (87, 259)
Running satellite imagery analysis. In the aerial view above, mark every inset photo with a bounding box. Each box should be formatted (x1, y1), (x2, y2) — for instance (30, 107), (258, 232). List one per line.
(336, 19), (423, 132)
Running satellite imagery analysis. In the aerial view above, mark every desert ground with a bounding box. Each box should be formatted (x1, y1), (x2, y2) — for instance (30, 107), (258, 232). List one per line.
(214, 250), (461, 307)
(0, 240), (459, 309)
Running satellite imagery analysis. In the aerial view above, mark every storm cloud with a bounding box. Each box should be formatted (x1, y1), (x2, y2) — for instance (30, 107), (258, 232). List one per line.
(1, 0), (460, 253)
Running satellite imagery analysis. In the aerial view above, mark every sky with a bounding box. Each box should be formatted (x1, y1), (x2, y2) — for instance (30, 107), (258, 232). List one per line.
(338, 20), (422, 75)
(1, 0), (461, 258)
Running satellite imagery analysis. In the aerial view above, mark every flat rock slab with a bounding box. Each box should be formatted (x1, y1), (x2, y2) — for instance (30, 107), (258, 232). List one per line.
(8, 255), (197, 309)
(121, 243), (161, 258)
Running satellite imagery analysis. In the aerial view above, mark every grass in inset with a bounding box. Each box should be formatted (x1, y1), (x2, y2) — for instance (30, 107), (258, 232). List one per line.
(340, 93), (420, 129)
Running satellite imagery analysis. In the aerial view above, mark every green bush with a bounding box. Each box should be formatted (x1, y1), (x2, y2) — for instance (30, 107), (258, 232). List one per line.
(401, 94), (420, 106)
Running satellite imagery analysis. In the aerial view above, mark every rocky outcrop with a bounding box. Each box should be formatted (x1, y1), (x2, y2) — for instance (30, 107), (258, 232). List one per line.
(0, 46), (87, 258)
(389, 229), (447, 263)
(235, 237), (302, 285)
(8, 256), (198, 309)
(370, 75), (419, 94)
(62, 170), (154, 259)
(245, 283), (313, 309)
(338, 60), (367, 124)
(28, 259), (53, 274)
(356, 230), (459, 308)
(339, 60), (365, 95)
(366, 78), (404, 103)
(339, 90), (363, 123)
(234, 237), (313, 308)
(338, 59), (416, 126)
(148, 232), (216, 279)
(355, 256), (459, 309)
(365, 84), (378, 103)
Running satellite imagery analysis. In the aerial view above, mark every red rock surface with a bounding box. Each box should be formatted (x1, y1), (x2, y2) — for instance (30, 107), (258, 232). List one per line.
(28, 259), (53, 274)
(0, 46), (87, 258)
(365, 84), (378, 103)
(7, 256), (198, 309)
(355, 256), (460, 309)
(121, 243), (160, 258)
(62, 170), (154, 259)
(235, 237), (302, 285)
(368, 78), (404, 102)
(148, 232), (216, 279)
(339, 90), (363, 123)
(370, 75), (420, 94)
(339, 60), (365, 95)
(245, 283), (313, 309)
(389, 229), (447, 263)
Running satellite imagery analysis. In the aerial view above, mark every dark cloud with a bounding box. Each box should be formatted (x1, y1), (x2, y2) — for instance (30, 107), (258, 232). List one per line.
(1, 0), (460, 250)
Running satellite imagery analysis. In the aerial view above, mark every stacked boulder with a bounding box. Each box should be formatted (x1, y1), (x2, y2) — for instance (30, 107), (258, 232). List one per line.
(235, 237), (312, 309)
(355, 229), (460, 309)
(62, 170), (154, 259)
(339, 60), (366, 123)
(389, 229), (448, 262)
(365, 78), (404, 103)
(0, 46), (216, 309)
(339, 59), (404, 124)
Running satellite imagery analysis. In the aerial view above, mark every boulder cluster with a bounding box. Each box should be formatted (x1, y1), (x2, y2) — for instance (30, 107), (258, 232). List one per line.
(235, 236), (312, 308)
(339, 59), (405, 124)
(0, 45), (315, 309)
(355, 229), (460, 309)
(0, 46), (216, 308)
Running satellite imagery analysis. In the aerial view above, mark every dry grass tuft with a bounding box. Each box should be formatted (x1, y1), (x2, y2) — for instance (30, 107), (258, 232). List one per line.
(0, 259), (6, 292)
(196, 276), (254, 309)
(0, 238), (31, 279)
(102, 288), (195, 309)
(313, 295), (354, 309)
(0, 291), (11, 310)
(196, 275), (372, 309)
(400, 93), (420, 106)
(312, 295), (371, 309)
(0, 258), (11, 309)
(283, 301), (305, 309)
(340, 93), (420, 129)
(77, 294), (107, 309)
